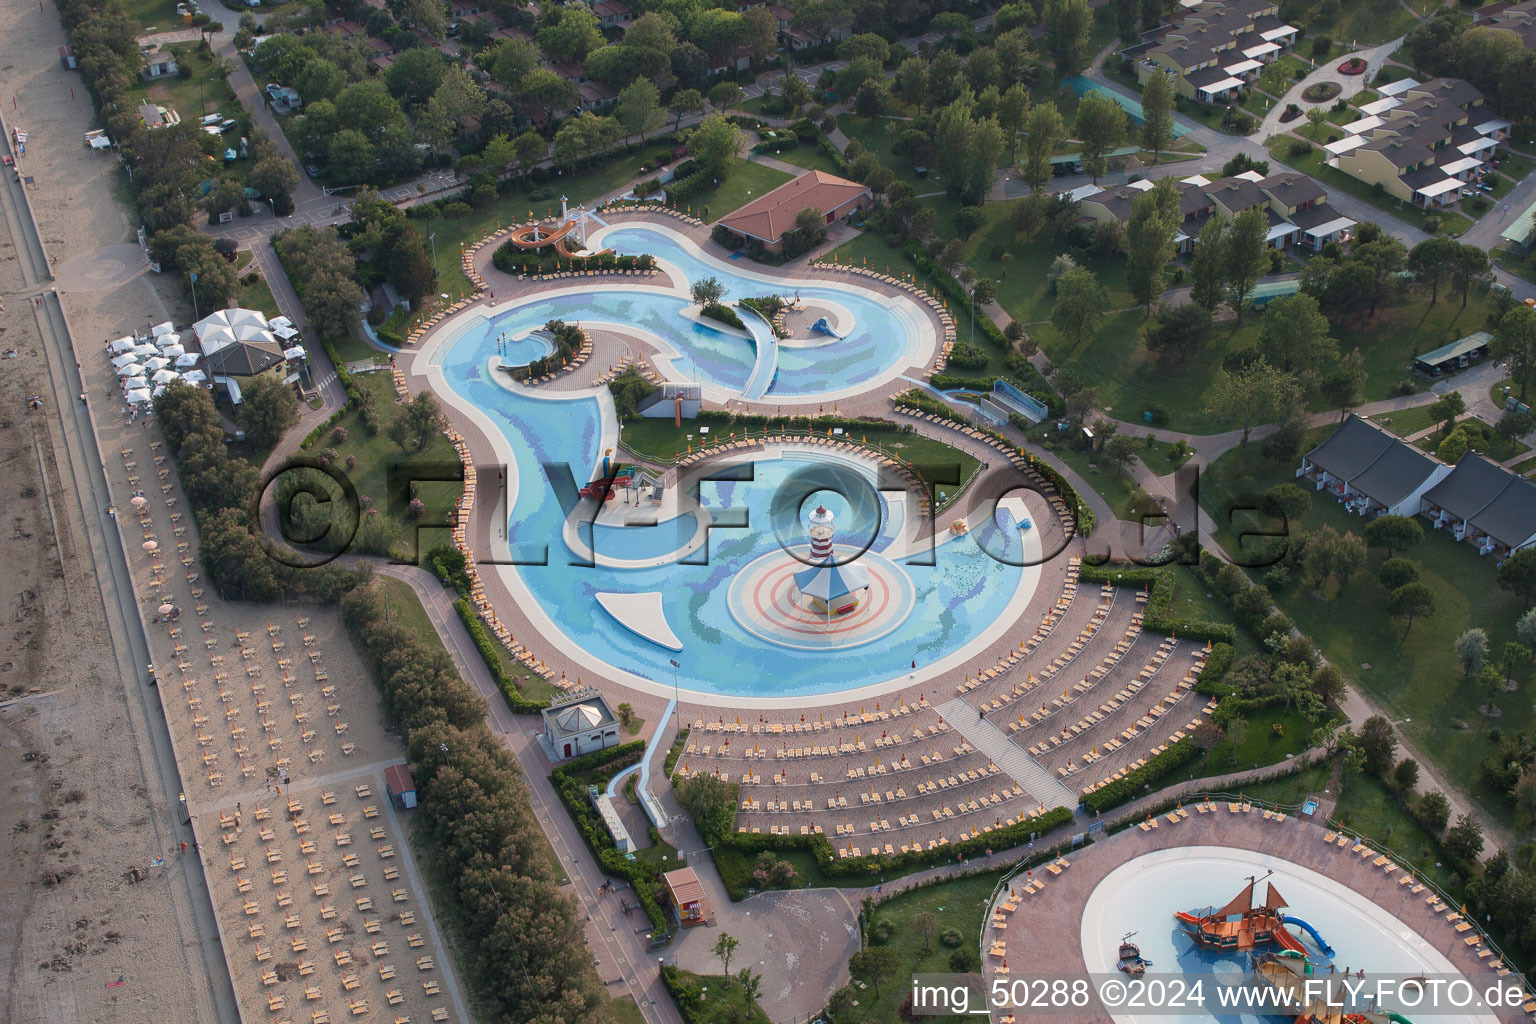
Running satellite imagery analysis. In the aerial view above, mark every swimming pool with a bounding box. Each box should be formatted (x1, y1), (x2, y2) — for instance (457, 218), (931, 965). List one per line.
(1079, 847), (1500, 1024)
(417, 229), (1042, 700)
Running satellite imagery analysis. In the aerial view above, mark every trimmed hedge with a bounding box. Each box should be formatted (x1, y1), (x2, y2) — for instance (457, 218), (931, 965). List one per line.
(1081, 735), (1202, 813)
(1078, 564), (1237, 645)
(452, 598), (549, 713)
(702, 302), (745, 330)
(549, 742), (669, 936)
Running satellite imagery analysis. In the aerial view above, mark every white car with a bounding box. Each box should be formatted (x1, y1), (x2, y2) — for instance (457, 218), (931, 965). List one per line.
(245, 0), (260, 6)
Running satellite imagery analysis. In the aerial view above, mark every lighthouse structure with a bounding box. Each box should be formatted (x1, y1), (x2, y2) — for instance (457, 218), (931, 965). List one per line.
(792, 505), (871, 620)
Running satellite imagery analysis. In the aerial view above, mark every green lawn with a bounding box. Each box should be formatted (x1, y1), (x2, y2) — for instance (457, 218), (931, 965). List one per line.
(662, 967), (771, 1024)
(121, 0), (185, 32)
(1368, 403), (1440, 438)
(1165, 566), (1261, 659)
(234, 252), (280, 318)
(1256, 55), (1312, 99)
(1265, 135), (1475, 237)
(1137, 439), (1195, 476)
(1413, 416), (1531, 462)
(1297, 0), (1422, 47)
(691, 160), (793, 223)
(1198, 439), (1533, 831)
(853, 869), (1009, 1024)
(604, 996), (647, 1024)
(144, 44), (240, 125)
(1495, 248), (1536, 290)
(1203, 703), (1315, 771)
(1048, 443), (1156, 520)
(331, 321), (384, 367)
(757, 141), (845, 176)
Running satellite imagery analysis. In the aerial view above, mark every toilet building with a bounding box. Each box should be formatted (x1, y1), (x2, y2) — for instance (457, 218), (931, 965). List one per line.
(541, 693), (621, 761)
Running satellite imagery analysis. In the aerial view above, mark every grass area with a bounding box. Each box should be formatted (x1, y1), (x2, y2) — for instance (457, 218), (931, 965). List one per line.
(1256, 55), (1312, 99)
(324, 370), (462, 559)
(604, 996), (647, 1024)
(618, 418), (982, 495)
(1165, 565), (1261, 659)
(144, 44), (240, 126)
(1265, 135), (1475, 236)
(234, 253), (280, 317)
(692, 160), (793, 223)
(330, 321), (384, 367)
(662, 967), (771, 1024)
(1204, 704), (1315, 770)
(1198, 438), (1533, 831)
(1495, 247), (1536, 289)
(1368, 402), (1440, 438)
(1137, 439), (1195, 476)
(1413, 416), (1531, 462)
(121, 0), (187, 32)
(1298, 0), (1421, 47)
(758, 141), (845, 176)
(854, 869), (1008, 1023)
(1049, 443), (1155, 520)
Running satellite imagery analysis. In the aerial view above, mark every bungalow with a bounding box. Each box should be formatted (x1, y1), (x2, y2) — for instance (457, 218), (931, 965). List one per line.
(1420, 453), (1536, 557)
(1296, 414), (1450, 517)
(592, 0), (633, 29)
(137, 102), (180, 129)
(716, 170), (871, 254)
(1130, 0), (1297, 104)
(577, 79), (618, 111)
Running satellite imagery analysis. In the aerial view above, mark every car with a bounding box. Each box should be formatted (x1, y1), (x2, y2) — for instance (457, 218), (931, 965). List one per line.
(218, 119), (238, 133)
(245, 0), (260, 6)
(305, 164), (320, 178)
(265, 83), (282, 99)
(200, 113), (222, 125)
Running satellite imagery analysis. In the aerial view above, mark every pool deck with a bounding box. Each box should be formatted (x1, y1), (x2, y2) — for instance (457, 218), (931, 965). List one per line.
(990, 812), (1525, 1024)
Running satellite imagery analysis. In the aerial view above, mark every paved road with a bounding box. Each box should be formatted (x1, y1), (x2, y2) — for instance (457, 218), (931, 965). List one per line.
(0, 118), (240, 1024)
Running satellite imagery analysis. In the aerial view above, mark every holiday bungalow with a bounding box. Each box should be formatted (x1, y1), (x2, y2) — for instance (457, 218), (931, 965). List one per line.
(1419, 453), (1536, 557)
(1296, 414), (1450, 517)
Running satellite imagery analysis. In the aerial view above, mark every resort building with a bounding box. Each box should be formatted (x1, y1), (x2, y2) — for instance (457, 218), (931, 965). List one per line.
(1473, 0), (1536, 43)
(716, 170), (872, 254)
(1420, 454), (1536, 558)
(1296, 414), (1451, 518)
(1128, 0), (1298, 104)
(1075, 170), (1354, 252)
(190, 308), (305, 404)
(1325, 78), (1510, 208)
(540, 692), (621, 760)
(663, 867), (709, 927)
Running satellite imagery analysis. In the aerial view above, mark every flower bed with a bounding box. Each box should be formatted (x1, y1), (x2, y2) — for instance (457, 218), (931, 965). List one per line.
(1337, 58), (1366, 76)
(1302, 81), (1341, 103)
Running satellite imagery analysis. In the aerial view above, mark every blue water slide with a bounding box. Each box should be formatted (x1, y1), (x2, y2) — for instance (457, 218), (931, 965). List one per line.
(1281, 916), (1335, 958)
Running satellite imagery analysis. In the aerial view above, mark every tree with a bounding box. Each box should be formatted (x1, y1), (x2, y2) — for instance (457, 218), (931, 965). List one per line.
(689, 114), (741, 176)
(1359, 715), (1397, 776)
(1204, 358), (1301, 450)
(849, 947), (898, 998)
(1498, 548), (1536, 607)
(1428, 390), (1467, 436)
(1377, 557), (1419, 591)
(1417, 790), (1451, 831)
(1050, 267), (1108, 350)
(239, 374), (300, 448)
(1387, 581), (1436, 635)
(387, 48), (449, 106)
(691, 277), (725, 307)
(1223, 207), (1270, 321)
(954, 205), (987, 240)
(1074, 91), (1125, 184)
(1518, 607), (1536, 649)
(1043, 0), (1093, 76)
(912, 912), (938, 954)
(711, 932), (739, 981)
(1493, 305), (1536, 401)
(388, 226), (435, 305)
(1393, 757), (1420, 790)
(1363, 515), (1424, 558)
(1455, 627), (1490, 680)
(538, 3), (602, 62)
(708, 81), (744, 112)
(1189, 216), (1226, 312)
(1321, 347), (1367, 420)
(1449, 243), (1490, 309)
(1436, 426), (1471, 465)
(854, 78), (889, 119)
(1442, 813), (1485, 864)
(515, 68), (577, 120)
(1140, 70), (1174, 160)
(1123, 179), (1180, 313)
(249, 156), (299, 209)
(1103, 434), (1139, 468)
(1020, 102), (1065, 194)
(1408, 236), (1461, 305)
(668, 88), (703, 131)
(615, 79), (663, 143)
(997, 84), (1030, 163)
(1258, 292), (1334, 373)
(1353, 235), (1409, 319)
(1143, 303), (1212, 364)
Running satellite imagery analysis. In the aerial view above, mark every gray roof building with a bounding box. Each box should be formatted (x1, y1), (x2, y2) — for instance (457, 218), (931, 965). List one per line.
(1302, 414), (1397, 482)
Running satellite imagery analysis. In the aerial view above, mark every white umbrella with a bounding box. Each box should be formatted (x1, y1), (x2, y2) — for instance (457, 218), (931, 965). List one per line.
(150, 321), (174, 337)
(152, 368), (179, 383)
(175, 352), (200, 368)
(156, 332), (181, 348)
(272, 324), (298, 340)
(282, 345), (306, 361)
(161, 344), (186, 357)
(108, 337), (135, 354)
(269, 315), (293, 330)
(121, 374), (147, 390)
(112, 353), (140, 370)
(125, 388), (151, 404)
(132, 343), (157, 357)
(181, 369), (207, 384)
(144, 356), (171, 372)
(152, 384), (166, 397)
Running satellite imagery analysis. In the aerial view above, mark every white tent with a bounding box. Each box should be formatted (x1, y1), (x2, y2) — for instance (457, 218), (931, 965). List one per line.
(156, 332), (182, 349)
(272, 324), (299, 341)
(161, 344), (186, 357)
(125, 388), (152, 404)
(181, 369), (207, 384)
(132, 343), (158, 357)
(175, 352), (200, 368)
(108, 337), (135, 354)
(282, 345), (306, 361)
(152, 384), (167, 398)
(269, 315), (293, 330)
(152, 368), (179, 383)
(112, 353), (141, 370)
(144, 357), (171, 372)
(150, 321), (175, 337)
(121, 374), (147, 390)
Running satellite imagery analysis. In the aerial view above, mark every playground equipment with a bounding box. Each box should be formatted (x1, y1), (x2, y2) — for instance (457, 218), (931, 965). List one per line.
(1279, 915), (1336, 958)
(506, 196), (613, 259)
(810, 316), (844, 339)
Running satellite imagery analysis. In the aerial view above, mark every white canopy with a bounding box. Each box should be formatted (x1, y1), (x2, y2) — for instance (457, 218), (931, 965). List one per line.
(182, 369), (207, 384)
(112, 353), (141, 370)
(1438, 156), (1483, 177)
(152, 368), (179, 383)
(1241, 42), (1281, 59)
(1458, 137), (1497, 156)
(269, 315), (294, 330)
(1358, 97), (1401, 117)
(144, 356), (171, 372)
(161, 344), (186, 357)
(1198, 76), (1244, 95)
(1223, 59), (1262, 76)
(108, 337), (135, 354)
(156, 332), (182, 348)
(125, 388), (152, 404)
(272, 324), (299, 340)
(282, 345), (307, 361)
(1324, 135), (1367, 156)
(1476, 118), (1511, 137)
(1416, 177), (1463, 198)
(1378, 78), (1421, 97)
(1345, 115), (1386, 135)
(175, 352), (201, 368)
(121, 374), (147, 389)
(150, 321), (175, 337)
(132, 343), (158, 357)
(1260, 24), (1297, 41)
(1300, 216), (1356, 239)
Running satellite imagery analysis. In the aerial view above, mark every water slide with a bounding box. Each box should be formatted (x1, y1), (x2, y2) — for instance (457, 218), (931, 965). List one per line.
(505, 219), (613, 259)
(1280, 917), (1335, 958)
(737, 302), (780, 401)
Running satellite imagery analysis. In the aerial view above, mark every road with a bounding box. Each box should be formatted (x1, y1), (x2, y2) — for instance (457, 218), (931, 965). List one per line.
(0, 119), (240, 1024)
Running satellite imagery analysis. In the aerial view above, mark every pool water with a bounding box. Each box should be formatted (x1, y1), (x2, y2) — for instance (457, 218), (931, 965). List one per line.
(1079, 847), (1497, 1024)
(425, 227), (1039, 698)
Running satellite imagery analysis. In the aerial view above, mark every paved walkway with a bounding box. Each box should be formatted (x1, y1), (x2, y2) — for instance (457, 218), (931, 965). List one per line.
(936, 697), (1078, 808)
(1256, 39), (1406, 138)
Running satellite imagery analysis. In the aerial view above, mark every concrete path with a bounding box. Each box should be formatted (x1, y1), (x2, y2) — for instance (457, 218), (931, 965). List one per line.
(1256, 39), (1406, 138)
(935, 697), (1077, 809)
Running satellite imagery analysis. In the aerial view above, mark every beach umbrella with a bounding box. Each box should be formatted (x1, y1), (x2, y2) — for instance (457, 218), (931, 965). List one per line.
(142, 540), (158, 552)
(132, 343), (157, 357)
(155, 332), (181, 349)
(158, 603), (175, 616)
(112, 353), (140, 370)
(125, 388), (151, 405)
(161, 344), (186, 357)
(121, 374), (147, 390)
(181, 369), (207, 384)
(150, 321), (175, 337)
(130, 496), (147, 509)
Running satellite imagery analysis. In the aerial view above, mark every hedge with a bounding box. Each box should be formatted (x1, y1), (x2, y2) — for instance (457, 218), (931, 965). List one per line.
(452, 598), (549, 713)
(1078, 564), (1236, 645)
(702, 302), (745, 330)
(665, 167), (711, 205)
(549, 742), (669, 936)
(1081, 735), (1202, 813)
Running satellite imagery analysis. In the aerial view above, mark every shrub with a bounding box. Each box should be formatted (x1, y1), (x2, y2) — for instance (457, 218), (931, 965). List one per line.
(440, 202), (472, 218)
(701, 302), (745, 330)
(940, 927), (962, 947)
(870, 919), (896, 944)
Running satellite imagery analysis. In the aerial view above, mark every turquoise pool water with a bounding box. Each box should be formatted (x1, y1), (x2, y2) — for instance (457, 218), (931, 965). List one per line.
(1080, 847), (1491, 1024)
(427, 230), (1036, 697)
(1062, 76), (1194, 137)
(576, 513), (700, 562)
